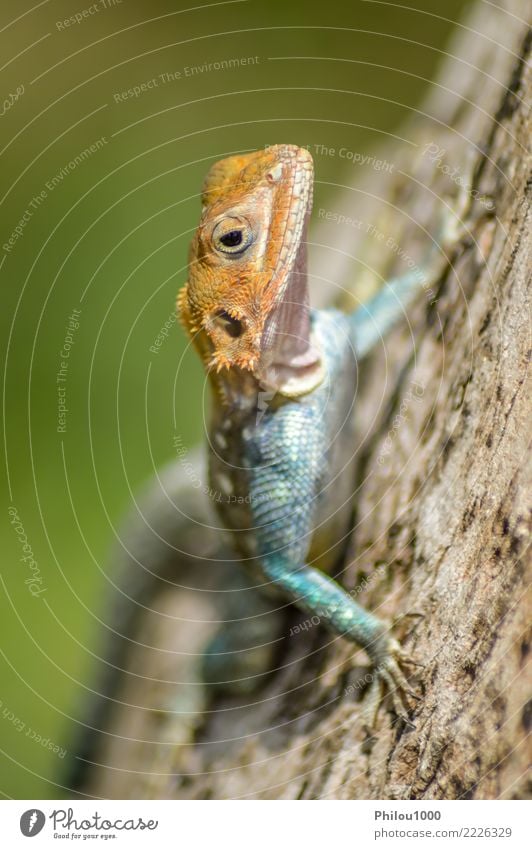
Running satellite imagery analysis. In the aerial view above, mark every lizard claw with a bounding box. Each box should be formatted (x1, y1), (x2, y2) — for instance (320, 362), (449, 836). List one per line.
(363, 636), (421, 731)
(439, 153), (495, 255)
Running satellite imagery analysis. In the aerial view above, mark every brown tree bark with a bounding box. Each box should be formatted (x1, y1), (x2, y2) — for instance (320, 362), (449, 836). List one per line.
(79, 0), (531, 800)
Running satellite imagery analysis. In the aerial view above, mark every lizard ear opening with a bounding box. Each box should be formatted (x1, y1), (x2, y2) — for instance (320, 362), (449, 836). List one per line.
(212, 310), (244, 338)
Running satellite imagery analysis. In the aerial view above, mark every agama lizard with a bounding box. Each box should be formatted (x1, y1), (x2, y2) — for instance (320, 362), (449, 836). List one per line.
(71, 144), (472, 790)
(177, 143), (469, 726)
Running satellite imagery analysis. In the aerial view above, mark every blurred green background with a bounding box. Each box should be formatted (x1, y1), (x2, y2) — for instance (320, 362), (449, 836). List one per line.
(1, 0), (468, 798)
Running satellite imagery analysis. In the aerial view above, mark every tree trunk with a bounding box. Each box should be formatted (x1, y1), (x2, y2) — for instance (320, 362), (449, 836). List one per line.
(81, 0), (531, 800)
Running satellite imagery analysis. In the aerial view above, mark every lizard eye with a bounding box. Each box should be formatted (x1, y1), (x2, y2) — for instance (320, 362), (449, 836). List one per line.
(212, 217), (253, 256)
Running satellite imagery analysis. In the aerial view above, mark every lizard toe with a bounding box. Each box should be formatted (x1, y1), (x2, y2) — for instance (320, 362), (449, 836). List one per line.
(362, 636), (422, 730)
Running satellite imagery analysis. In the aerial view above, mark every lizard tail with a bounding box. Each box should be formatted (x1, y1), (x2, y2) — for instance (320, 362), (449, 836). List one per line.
(65, 450), (225, 797)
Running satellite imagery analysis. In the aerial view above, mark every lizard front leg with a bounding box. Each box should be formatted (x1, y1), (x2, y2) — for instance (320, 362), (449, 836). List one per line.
(350, 180), (483, 359)
(248, 461), (418, 727)
(265, 554), (417, 722)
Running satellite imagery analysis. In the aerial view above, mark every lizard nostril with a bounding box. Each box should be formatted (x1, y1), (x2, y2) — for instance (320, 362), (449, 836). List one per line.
(213, 310), (244, 338)
(266, 163), (283, 184)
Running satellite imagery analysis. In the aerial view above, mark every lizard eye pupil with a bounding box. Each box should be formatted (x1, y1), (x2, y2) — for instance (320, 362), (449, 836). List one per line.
(212, 217), (253, 255)
(220, 230), (242, 247)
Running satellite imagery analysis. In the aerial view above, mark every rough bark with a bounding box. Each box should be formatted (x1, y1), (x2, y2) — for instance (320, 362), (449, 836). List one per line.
(79, 0), (531, 800)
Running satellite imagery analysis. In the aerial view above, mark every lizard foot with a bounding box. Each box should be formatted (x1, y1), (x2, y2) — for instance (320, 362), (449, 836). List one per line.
(439, 153), (495, 255)
(363, 636), (422, 732)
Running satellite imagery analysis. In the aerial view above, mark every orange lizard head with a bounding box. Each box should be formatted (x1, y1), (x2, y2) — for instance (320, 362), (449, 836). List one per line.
(177, 144), (324, 398)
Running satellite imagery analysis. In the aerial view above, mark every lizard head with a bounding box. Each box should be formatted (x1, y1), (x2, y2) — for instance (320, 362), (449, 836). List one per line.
(178, 144), (324, 399)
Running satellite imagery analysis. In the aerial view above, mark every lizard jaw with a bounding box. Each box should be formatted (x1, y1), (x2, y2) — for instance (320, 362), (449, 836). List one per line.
(257, 258), (324, 396)
(256, 148), (324, 397)
(260, 347), (325, 397)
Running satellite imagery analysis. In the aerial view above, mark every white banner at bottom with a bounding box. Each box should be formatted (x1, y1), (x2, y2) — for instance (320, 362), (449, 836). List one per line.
(1, 799), (528, 848)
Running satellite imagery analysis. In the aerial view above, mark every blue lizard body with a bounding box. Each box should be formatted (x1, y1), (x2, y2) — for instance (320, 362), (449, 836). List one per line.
(208, 301), (420, 694)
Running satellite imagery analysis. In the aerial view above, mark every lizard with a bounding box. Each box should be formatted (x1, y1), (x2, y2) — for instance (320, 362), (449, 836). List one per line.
(70, 143), (474, 792)
(176, 142), (471, 725)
